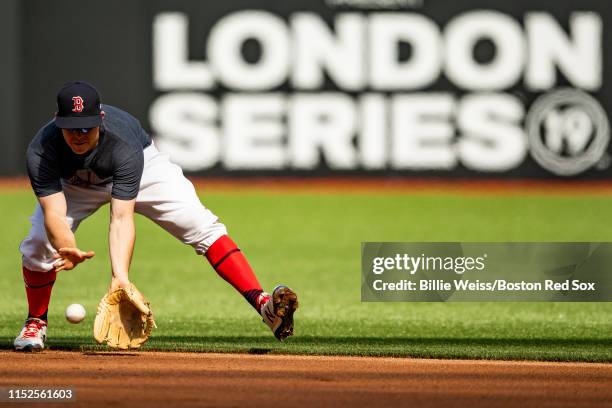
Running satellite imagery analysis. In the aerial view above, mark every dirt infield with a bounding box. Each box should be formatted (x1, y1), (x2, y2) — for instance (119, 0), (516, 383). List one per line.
(0, 351), (610, 408)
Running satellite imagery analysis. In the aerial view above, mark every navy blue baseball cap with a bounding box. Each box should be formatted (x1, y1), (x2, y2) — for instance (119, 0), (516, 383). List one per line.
(55, 81), (102, 129)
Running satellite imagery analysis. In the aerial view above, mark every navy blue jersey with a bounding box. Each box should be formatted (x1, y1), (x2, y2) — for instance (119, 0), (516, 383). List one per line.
(26, 105), (151, 200)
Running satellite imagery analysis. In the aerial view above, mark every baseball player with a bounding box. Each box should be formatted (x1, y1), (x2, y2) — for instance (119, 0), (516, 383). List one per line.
(14, 81), (298, 351)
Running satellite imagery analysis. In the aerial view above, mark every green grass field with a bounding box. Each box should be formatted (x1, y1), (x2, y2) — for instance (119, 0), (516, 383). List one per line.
(1, 188), (611, 361)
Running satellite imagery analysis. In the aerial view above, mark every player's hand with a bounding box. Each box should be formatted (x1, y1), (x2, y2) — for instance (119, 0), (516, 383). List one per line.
(53, 247), (95, 271)
(110, 276), (131, 292)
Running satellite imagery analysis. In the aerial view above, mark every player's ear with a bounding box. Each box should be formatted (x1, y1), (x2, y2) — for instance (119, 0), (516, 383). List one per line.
(100, 110), (105, 118)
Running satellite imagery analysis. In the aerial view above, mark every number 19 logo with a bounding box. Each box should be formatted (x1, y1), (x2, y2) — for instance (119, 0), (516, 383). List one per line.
(526, 89), (610, 176)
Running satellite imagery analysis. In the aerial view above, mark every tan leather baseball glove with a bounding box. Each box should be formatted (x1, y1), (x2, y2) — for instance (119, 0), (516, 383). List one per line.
(93, 283), (156, 349)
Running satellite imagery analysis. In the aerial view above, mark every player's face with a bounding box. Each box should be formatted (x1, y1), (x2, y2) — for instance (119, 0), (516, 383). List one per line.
(61, 127), (100, 155)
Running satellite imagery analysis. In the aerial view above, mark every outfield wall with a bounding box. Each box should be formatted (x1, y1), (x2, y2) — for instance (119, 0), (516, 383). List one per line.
(3, 0), (611, 180)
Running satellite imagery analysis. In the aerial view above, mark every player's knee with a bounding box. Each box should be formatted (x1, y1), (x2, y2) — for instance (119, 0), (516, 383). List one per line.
(20, 235), (46, 257)
(19, 235), (56, 272)
(193, 222), (228, 255)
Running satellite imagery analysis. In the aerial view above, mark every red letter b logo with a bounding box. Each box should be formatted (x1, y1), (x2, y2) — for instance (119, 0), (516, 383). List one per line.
(72, 96), (84, 113)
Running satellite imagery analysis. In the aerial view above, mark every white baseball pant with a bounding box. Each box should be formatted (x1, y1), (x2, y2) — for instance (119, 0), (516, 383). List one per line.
(20, 142), (227, 272)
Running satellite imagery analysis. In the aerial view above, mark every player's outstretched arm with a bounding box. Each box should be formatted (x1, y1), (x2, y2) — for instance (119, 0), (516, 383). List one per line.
(38, 192), (95, 271)
(108, 197), (136, 291)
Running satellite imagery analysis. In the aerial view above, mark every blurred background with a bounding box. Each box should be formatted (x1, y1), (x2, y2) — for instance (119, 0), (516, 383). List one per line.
(1, 0), (610, 180)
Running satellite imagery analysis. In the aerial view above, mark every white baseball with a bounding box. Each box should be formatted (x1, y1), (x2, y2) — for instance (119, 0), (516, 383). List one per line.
(65, 303), (86, 324)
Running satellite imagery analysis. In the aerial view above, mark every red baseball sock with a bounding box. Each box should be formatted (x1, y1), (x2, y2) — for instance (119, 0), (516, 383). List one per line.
(205, 235), (269, 312)
(23, 266), (57, 322)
